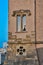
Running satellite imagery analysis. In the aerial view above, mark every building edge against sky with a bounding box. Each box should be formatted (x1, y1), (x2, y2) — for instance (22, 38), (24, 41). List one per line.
(0, 0), (43, 47)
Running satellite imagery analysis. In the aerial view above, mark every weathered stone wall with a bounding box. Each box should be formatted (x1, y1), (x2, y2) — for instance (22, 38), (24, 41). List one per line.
(6, 43), (39, 65)
(9, 0), (35, 40)
(9, 0), (43, 42)
(5, 0), (43, 65)
(36, 0), (43, 41)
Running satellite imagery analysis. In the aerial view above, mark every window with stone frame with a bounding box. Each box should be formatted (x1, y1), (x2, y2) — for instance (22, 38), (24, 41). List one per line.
(12, 10), (31, 32)
(16, 14), (26, 32)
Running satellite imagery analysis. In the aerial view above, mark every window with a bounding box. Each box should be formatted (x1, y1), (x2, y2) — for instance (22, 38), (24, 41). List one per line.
(22, 15), (26, 31)
(17, 15), (21, 32)
(16, 15), (26, 32)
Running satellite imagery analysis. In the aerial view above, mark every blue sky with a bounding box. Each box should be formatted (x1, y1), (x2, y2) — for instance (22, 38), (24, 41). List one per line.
(0, 0), (8, 48)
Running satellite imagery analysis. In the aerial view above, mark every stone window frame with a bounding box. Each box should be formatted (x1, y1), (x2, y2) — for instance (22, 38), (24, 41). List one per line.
(12, 9), (31, 33)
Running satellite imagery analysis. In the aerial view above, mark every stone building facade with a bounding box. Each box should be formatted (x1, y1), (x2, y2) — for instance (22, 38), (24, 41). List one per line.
(9, 0), (43, 42)
(4, 0), (43, 65)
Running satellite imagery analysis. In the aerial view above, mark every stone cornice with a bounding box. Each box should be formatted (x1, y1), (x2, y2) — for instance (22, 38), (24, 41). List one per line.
(12, 9), (31, 16)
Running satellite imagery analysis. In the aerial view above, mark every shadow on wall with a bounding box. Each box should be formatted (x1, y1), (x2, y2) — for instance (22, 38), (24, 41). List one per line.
(36, 44), (43, 65)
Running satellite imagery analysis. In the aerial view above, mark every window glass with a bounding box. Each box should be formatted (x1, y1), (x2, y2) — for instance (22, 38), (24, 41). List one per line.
(17, 15), (26, 32)
(22, 15), (26, 31)
(17, 15), (21, 32)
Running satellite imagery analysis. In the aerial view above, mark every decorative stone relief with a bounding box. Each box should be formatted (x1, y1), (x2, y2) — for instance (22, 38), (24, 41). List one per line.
(12, 10), (31, 16)
(16, 45), (27, 56)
